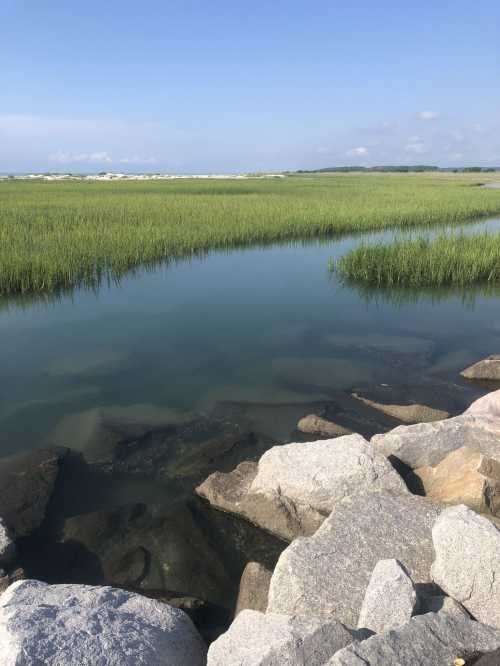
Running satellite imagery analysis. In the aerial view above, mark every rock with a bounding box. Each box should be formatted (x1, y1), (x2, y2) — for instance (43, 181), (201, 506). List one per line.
(0, 518), (15, 568)
(272, 357), (385, 393)
(414, 447), (500, 515)
(461, 356), (500, 380)
(297, 414), (353, 437)
(328, 612), (500, 665)
(431, 504), (500, 628)
(207, 609), (353, 666)
(352, 392), (449, 424)
(197, 435), (407, 541)
(267, 492), (441, 627)
(372, 413), (500, 470)
(325, 334), (435, 367)
(0, 447), (67, 538)
(475, 648), (500, 665)
(357, 559), (417, 634)
(0, 567), (25, 594)
(235, 562), (272, 616)
(418, 594), (469, 618)
(0, 579), (206, 665)
(465, 389), (500, 418)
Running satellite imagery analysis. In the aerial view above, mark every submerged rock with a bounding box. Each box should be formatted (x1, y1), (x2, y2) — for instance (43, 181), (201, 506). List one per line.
(357, 559), (417, 634)
(431, 504), (500, 628)
(0, 518), (15, 568)
(297, 414), (353, 437)
(352, 392), (449, 424)
(0, 447), (67, 538)
(197, 435), (406, 541)
(0, 579), (206, 665)
(207, 609), (353, 666)
(267, 492), (441, 627)
(328, 613), (500, 665)
(234, 562), (272, 616)
(325, 334), (435, 367)
(414, 446), (500, 515)
(461, 355), (500, 380)
(372, 413), (500, 469)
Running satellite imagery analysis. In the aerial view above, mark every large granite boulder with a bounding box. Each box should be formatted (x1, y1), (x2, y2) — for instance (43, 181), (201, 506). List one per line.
(197, 435), (407, 541)
(414, 446), (500, 515)
(0, 518), (15, 568)
(465, 389), (500, 418)
(0, 447), (67, 538)
(461, 356), (500, 380)
(431, 504), (500, 628)
(357, 559), (417, 634)
(372, 413), (500, 470)
(207, 609), (353, 666)
(0, 579), (206, 665)
(234, 562), (272, 616)
(328, 613), (500, 665)
(267, 492), (441, 627)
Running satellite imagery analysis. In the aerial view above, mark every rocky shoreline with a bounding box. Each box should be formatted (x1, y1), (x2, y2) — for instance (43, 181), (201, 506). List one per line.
(3, 357), (500, 663)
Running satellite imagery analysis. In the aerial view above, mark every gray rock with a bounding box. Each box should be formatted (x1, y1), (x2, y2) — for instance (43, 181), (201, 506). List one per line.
(0, 447), (67, 538)
(198, 435), (407, 541)
(0, 518), (15, 568)
(431, 504), (500, 628)
(418, 594), (469, 618)
(207, 609), (353, 666)
(235, 562), (272, 616)
(267, 492), (441, 627)
(475, 648), (500, 665)
(465, 389), (500, 418)
(357, 559), (417, 633)
(328, 612), (500, 665)
(0, 579), (206, 665)
(372, 413), (500, 469)
(461, 356), (500, 380)
(297, 414), (353, 437)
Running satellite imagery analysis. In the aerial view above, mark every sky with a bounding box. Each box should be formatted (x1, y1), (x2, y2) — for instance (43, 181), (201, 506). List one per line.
(1, 0), (499, 172)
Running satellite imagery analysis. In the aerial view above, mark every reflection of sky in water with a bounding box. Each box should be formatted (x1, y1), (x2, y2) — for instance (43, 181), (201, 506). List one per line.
(1, 216), (500, 461)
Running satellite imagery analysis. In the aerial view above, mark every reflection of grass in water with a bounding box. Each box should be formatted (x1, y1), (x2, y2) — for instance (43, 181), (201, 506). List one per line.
(335, 232), (500, 290)
(2, 173), (500, 296)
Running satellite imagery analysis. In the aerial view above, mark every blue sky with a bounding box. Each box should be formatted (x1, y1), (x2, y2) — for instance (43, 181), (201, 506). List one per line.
(1, 0), (499, 172)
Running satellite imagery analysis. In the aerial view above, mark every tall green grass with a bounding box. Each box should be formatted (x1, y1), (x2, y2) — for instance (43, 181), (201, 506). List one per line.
(336, 233), (500, 287)
(1, 173), (500, 296)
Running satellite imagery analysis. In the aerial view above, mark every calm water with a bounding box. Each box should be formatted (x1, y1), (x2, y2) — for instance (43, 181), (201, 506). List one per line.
(3, 216), (500, 627)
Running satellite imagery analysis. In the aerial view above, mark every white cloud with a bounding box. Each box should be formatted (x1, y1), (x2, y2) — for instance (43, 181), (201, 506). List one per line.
(346, 146), (368, 157)
(119, 155), (158, 164)
(417, 111), (439, 121)
(49, 150), (113, 164)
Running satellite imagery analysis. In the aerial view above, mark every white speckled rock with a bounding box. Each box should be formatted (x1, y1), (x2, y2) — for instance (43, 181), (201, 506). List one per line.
(357, 559), (417, 633)
(372, 414), (500, 469)
(267, 492), (441, 628)
(328, 613), (500, 665)
(431, 504), (500, 628)
(0, 519), (15, 568)
(0, 580), (206, 665)
(207, 609), (353, 665)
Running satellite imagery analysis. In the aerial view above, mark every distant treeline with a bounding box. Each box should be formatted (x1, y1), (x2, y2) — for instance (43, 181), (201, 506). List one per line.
(296, 165), (499, 173)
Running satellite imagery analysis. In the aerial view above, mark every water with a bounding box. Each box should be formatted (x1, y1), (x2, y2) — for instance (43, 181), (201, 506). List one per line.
(2, 216), (500, 630)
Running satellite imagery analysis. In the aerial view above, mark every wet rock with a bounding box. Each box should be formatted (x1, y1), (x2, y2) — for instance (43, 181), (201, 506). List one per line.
(197, 435), (407, 541)
(325, 334), (435, 367)
(418, 594), (469, 618)
(207, 609), (353, 666)
(372, 413), (500, 469)
(267, 492), (441, 627)
(357, 559), (417, 634)
(0, 579), (206, 665)
(0, 518), (15, 568)
(297, 414), (353, 437)
(461, 356), (500, 381)
(0, 447), (67, 538)
(431, 504), (500, 628)
(328, 613), (500, 666)
(50, 502), (234, 608)
(234, 562), (272, 616)
(352, 392), (449, 424)
(414, 447), (500, 515)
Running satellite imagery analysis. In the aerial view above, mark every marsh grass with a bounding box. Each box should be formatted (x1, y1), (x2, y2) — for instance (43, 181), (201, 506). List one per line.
(2, 173), (500, 296)
(336, 232), (500, 288)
